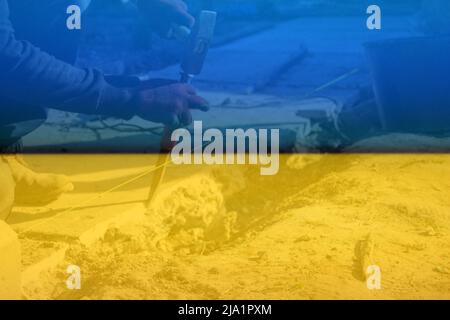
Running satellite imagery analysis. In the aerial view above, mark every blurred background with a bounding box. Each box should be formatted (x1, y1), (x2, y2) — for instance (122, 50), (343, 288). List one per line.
(77, 0), (449, 75)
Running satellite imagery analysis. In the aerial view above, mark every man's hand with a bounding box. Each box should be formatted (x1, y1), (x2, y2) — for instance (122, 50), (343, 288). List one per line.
(135, 84), (209, 127)
(138, 0), (195, 37)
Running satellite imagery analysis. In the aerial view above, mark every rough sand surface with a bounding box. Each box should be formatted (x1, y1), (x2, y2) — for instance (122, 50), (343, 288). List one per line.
(22, 154), (450, 300)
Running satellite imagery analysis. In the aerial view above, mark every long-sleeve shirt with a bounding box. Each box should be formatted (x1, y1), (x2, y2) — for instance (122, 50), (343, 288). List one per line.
(0, 0), (136, 119)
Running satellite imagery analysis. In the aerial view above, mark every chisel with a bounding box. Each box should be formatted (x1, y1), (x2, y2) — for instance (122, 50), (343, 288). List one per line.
(146, 10), (217, 208)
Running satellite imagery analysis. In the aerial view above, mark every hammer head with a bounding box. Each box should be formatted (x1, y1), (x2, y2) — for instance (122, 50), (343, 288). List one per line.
(181, 10), (217, 80)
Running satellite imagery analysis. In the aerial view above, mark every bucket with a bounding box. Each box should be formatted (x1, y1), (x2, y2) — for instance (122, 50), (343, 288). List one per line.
(365, 36), (450, 134)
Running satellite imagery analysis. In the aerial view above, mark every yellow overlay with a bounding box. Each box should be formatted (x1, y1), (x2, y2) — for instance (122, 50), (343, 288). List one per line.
(2, 154), (450, 299)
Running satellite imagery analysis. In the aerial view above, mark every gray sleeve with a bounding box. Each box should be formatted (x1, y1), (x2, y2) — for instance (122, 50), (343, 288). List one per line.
(0, 0), (136, 119)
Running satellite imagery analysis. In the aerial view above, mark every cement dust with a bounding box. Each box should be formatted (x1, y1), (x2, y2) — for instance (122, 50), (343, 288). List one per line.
(23, 154), (450, 299)
(144, 173), (237, 253)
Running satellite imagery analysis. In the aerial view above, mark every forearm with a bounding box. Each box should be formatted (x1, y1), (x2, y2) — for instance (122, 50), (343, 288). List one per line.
(0, 0), (136, 119)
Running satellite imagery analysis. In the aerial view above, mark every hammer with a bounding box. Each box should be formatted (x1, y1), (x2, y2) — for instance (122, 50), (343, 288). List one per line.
(146, 10), (217, 208)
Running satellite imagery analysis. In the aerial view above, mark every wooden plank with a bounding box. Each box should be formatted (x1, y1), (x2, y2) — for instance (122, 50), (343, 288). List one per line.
(22, 94), (334, 152)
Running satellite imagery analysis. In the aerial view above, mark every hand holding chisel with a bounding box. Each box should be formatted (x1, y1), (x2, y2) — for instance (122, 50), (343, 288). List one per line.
(146, 11), (217, 208)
